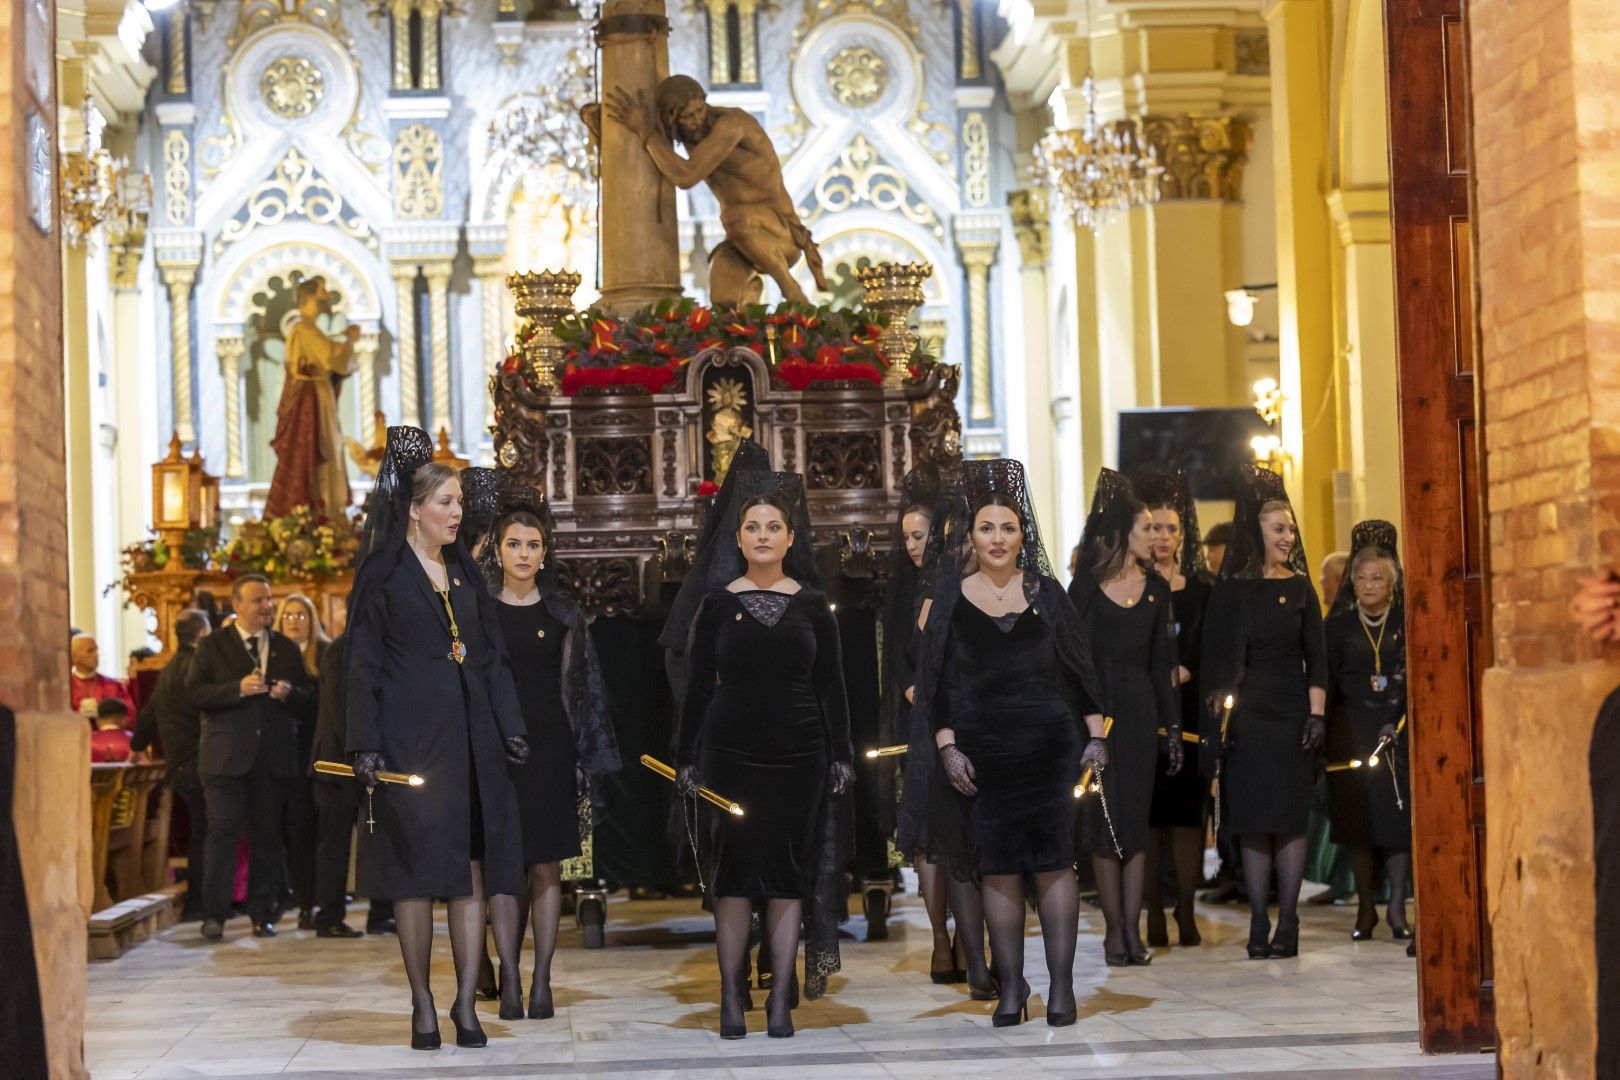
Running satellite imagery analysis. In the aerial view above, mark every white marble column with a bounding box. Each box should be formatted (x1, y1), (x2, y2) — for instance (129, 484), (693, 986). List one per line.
(959, 238), (1000, 423)
(215, 334), (246, 478)
(160, 262), (198, 445)
(473, 256), (507, 432)
(354, 329), (380, 431)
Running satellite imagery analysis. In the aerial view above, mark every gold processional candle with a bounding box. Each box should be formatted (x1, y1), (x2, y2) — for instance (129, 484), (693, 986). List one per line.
(313, 760), (425, 786)
(639, 754), (744, 816)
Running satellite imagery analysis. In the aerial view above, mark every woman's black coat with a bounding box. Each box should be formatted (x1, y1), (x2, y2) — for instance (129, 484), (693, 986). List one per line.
(346, 551), (527, 898)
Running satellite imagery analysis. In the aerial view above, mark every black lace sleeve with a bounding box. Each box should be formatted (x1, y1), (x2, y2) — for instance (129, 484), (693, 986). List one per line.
(674, 592), (724, 768)
(554, 596), (621, 777)
(809, 593), (854, 764)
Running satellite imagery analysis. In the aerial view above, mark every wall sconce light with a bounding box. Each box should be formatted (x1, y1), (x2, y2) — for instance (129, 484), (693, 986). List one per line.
(1225, 282), (1277, 327)
(1250, 433), (1288, 471)
(1252, 377), (1285, 426)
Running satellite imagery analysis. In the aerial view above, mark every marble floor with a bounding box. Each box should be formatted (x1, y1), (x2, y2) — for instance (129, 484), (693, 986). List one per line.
(86, 883), (1496, 1079)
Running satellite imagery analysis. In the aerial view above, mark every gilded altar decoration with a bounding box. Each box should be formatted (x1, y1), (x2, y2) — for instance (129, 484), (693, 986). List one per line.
(507, 268), (583, 394)
(961, 111), (990, 208)
(214, 148), (376, 254)
(260, 56), (325, 119)
(802, 134), (943, 237)
(706, 378), (754, 484)
(392, 123), (445, 220)
(230, 0), (353, 49)
(856, 261), (931, 388)
(1139, 114), (1251, 202)
(794, 0), (916, 42)
(264, 275), (362, 519)
(826, 46), (888, 108)
(162, 130), (191, 226)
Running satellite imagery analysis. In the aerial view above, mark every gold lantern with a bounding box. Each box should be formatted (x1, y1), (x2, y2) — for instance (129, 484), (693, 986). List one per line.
(152, 431), (213, 553)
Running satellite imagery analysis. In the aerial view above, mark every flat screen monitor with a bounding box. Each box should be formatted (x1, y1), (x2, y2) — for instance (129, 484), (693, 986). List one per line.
(1116, 407), (1273, 501)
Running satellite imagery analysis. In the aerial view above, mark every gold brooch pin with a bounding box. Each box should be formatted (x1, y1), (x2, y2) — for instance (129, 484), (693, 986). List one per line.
(452, 578), (460, 587)
(735, 612), (743, 621)
(537, 629), (546, 638)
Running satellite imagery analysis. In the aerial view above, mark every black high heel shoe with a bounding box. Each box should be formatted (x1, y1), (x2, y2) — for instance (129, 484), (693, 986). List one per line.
(1127, 945), (1153, 966)
(1247, 916), (1273, 959)
(475, 955), (498, 1001)
(409, 1000), (441, 1051)
(1270, 919), (1300, 959)
(765, 975), (797, 1038)
(1047, 1005), (1077, 1027)
(1175, 907), (1202, 947)
(450, 1002), (487, 1048)
(1146, 907), (1169, 949)
(1389, 921), (1414, 941)
(991, 989), (1030, 1028)
(929, 942), (960, 984)
(527, 980), (554, 1020)
(863, 884), (890, 942)
(1352, 908), (1379, 941)
(498, 975), (524, 1021)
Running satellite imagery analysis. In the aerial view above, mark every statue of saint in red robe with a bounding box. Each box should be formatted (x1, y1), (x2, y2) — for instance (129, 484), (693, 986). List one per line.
(264, 276), (361, 518)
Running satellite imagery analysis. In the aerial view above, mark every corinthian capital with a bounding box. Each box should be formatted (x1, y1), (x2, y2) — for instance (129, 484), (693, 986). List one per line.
(1139, 115), (1251, 201)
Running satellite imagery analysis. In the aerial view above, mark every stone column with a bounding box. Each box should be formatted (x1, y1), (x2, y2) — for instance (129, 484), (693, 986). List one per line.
(215, 334), (246, 478)
(354, 329), (380, 431)
(423, 260), (453, 442)
(474, 256), (507, 431)
(955, 227), (1000, 423)
(160, 262), (198, 445)
(390, 0), (413, 91)
(1009, 187), (1062, 561)
(392, 264), (421, 426)
(596, 0), (680, 314)
(1470, 0), (1620, 1074)
(1265, 0), (1341, 566)
(418, 0), (442, 92)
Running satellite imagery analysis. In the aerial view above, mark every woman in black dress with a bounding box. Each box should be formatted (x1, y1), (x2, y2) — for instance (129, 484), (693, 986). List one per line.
(1324, 520), (1410, 941)
(1068, 469), (1182, 966)
(1135, 466), (1211, 949)
(1200, 463), (1328, 959)
(483, 480), (622, 1016)
(915, 459), (1105, 1028)
(345, 428), (531, 1049)
(674, 472), (853, 1040)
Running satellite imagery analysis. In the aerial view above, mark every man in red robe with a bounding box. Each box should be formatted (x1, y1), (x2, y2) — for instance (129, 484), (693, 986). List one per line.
(264, 276), (361, 518)
(70, 633), (134, 724)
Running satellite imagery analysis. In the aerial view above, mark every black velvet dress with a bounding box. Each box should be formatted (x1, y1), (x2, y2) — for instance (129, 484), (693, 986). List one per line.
(1201, 575), (1327, 836)
(935, 598), (1093, 875)
(1070, 573), (1179, 856)
(1324, 604), (1409, 850)
(676, 588), (853, 898)
(1150, 576), (1211, 828)
(498, 600), (581, 865)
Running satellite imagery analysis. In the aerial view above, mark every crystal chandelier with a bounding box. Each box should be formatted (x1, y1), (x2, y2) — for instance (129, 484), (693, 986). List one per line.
(1034, 2), (1162, 233)
(60, 98), (149, 247)
(485, 38), (598, 213)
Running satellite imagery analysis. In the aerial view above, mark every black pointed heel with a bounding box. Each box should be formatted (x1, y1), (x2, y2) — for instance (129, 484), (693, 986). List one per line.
(1270, 920), (1299, 959)
(527, 981), (554, 1020)
(1247, 916), (1273, 959)
(1146, 907), (1169, 948)
(1047, 1008), (1077, 1027)
(409, 998), (440, 1050)
(498, 976), (524, 1021)
(991, 993), (1030, 1028)
(450, 1003), (487, 1048)
(1352, 908), (1379, 941)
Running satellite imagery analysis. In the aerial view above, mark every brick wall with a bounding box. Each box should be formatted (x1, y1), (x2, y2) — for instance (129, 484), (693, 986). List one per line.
(1471, 0), (1620, 1075)
(0, 0), (67, 714)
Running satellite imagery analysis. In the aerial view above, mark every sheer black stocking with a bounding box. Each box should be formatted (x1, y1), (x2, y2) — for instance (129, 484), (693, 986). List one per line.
(762, 898), (802, 1031)
(393, 898), (437, 1035)
(917, 860), (953, 976)
(1385, 850), (1411, 932)
(713, 897), (752, 1034)
(1273, 834), (1307, 927)
(1145, 828), (1171, 943)
(526, 862), (563, 1015)
(981, 874), (1026, 1015)
(446, 862), (494, 1036)
(947, 878), (992, 988)
(1349, 844), (1379, 931)
(1240, 835), (1276, 926)
(1032, 868), (1078, 1017)
(1093, 851), (1146, 959)
(1170, 827), (1203, 940)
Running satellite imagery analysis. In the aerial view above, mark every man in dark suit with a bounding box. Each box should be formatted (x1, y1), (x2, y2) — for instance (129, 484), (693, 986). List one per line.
(187, 574), (314, 940)
(132, 608), (211, 919)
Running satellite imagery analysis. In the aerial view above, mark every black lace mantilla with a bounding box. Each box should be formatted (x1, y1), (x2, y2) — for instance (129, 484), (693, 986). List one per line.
(736, 591), (793, 627)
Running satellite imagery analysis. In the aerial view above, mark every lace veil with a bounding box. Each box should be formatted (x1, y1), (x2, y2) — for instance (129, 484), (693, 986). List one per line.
(1132, 464), (1205, 579)
(349, 426), (437, 620)
(1330, 519), (1403, 617)
(1220, 463), (1309, 579)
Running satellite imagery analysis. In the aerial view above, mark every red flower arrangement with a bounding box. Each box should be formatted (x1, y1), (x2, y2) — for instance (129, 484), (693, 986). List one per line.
(560, 361), (683, 395)
(696, 479), (720, 497)
(776, 359), (883, 390)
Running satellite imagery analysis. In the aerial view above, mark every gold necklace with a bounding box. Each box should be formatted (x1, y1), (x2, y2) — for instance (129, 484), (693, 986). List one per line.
(978, 572), (1017, 602)
(1358, 604), (1389, 691)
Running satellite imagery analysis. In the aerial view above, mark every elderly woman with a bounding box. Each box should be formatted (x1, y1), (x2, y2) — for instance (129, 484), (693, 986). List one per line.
(1323, 522), (1411, 941)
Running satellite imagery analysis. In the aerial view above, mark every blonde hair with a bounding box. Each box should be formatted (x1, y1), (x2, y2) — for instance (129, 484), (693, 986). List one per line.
(275, 593), (329, 677)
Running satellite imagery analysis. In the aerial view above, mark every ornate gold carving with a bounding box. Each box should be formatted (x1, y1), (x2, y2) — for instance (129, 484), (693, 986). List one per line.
(801, 134), (942, 237)
(419, 0), (443, 91)
(856, 261), (931, 386)
(214, 148), (375, 255)
(1236, 30), (1270, 76)
(693, 0), (760, 85)
(507, 269), (581, 394)
(737, 0), (760, 84)
(393, 265), (421, 426)
(1008, 188), (1049, 265)
(424, 261), (453, 439)
(909, 101), (954, 173)
(166, 11), (188, 95)
(774, 101), (811, 160)
(706, 378), (753, 484)
(163, 130), (191, 226)
(959, 241), (998, 421)
(1139, 114), (1251, 201)
(214, 334), (245, 476)
(260, 56), (325, 118)
(827, 45), (888, 108)
(391, 1), (412, 90)
(392, 123), (444, 220)
(959, 0), (980, 80)
(230, 0), (353, 50)
(162, 264), (199, 446)
(795, 0), (915, 42)
(961, 111), (990, 207)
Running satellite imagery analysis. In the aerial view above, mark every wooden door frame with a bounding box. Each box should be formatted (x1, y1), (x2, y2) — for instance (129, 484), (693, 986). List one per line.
(1384, 0), (1496, 1053)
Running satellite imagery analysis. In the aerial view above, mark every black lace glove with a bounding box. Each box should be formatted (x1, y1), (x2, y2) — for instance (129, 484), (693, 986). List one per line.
(828, 760), (854, 797)
(1302, 715), (1326, 753)
(1376, 722), (1399, 746)
(504, 735), (530, 766)
(1165, 728), (1184, 777)
(938, 744), (977, 796)
(352, 751), (385, 789)
(1080, 737), (1109, 771)
(576, 765), (590, 801)
(676, 764), (700, 797)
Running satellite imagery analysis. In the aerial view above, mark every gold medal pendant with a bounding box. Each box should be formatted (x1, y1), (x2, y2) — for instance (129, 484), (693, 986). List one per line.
(449, 640), (467, 664)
